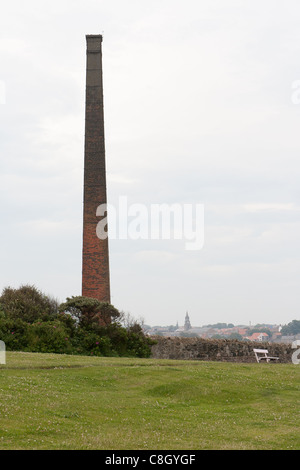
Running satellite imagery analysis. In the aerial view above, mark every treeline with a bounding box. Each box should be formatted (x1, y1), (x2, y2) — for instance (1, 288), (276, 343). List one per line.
(280, 320), (300, 336)
(0, 285), (154, 357)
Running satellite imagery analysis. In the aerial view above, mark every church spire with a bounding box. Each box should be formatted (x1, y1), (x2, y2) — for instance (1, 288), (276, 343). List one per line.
(184, 311), (191, 330)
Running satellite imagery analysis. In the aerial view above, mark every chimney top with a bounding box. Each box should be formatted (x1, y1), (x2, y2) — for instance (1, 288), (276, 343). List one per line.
(86, 34), (103, 40)
(86, 35), (103, 52)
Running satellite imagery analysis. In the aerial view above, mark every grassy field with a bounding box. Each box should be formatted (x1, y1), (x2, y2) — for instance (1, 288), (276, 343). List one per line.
(0, 351), (299, 450)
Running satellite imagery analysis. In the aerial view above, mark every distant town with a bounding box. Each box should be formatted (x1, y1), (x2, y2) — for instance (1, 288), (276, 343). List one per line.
(143, 312), (300, 344)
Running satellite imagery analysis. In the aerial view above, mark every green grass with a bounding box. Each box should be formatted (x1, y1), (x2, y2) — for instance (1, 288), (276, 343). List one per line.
(0, 351), (299, 450)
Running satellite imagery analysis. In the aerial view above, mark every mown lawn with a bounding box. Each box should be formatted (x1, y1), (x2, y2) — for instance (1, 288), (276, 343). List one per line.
(0, 351), (299, 450)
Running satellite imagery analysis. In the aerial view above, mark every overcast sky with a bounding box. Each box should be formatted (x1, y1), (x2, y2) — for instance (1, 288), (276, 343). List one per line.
(1, 0), (300, 327)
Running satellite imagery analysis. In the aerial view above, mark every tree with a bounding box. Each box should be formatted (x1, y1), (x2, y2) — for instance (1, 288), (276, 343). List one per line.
(0, 285), (59, 323)
(228, 333), (243, 340)
(203, 323), (235, 329)
(59, 296), (120, 327)
(281, 320), (300, 336)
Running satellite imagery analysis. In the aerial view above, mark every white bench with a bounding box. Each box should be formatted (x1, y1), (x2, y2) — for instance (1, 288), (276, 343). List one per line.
(253, 348), (279, 363)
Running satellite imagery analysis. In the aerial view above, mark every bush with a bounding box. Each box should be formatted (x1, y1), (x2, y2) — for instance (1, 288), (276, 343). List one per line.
(59, 296), (120, 327)
(0, 285), (58, 323)
(68, 326), (113, 356)
(0, 315), (153, 357)
(126, 323), (155, 357)
(281, 320), (300, 336)
(0, 318), (29, 351)
(26, 320), (73, 354)
(0, 286), (153, 358)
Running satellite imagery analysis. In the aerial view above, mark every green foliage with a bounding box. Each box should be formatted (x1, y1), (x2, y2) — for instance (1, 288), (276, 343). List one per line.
(68, 327), (114, 357)
(281, 320), (300, 336)
(203, 323), (235, 329)
(126, 326), (154, 357)
(0, 288), (152, 358)
(0, 318), (29, 351)
(27, 320), (73, 354)
(59, 296), (120, 327)
(0, 285), (58, 323)
(228, 333), (243, 340)
(0, 318), (71, 354)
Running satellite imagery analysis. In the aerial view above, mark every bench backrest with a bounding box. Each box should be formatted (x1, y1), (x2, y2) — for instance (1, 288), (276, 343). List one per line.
(254, 348), (269, 362)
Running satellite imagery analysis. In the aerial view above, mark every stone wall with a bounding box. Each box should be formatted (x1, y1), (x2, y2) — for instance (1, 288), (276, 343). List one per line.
(150, 336), (293, 363)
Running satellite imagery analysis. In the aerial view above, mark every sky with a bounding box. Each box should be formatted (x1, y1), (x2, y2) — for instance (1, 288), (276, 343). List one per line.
(1, 0), (300, 327)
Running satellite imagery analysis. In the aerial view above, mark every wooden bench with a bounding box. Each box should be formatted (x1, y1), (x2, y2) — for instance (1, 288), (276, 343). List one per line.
(253, 348), (279, 363)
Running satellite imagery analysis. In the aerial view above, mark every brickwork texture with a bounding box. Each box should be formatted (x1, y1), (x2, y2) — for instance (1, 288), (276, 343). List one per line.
(82, 35), (111, 303)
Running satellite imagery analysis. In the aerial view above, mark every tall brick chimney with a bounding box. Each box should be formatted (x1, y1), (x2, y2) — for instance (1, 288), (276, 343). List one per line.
(82, 34), (111, 303)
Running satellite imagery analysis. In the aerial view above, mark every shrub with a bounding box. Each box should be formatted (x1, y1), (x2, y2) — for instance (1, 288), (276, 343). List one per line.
(126, 323), (155, 358)
(0, 286), (153, 358)
(281, 320), (300, 336)
(69, 328), (114, 356)
(0, 285), (59, 323)
(27, 320), (73, 354)
(0, 318), (30, 351)
(59, 296), (121, 327)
